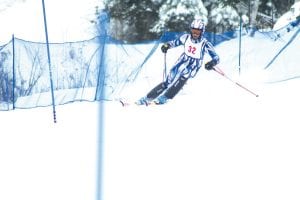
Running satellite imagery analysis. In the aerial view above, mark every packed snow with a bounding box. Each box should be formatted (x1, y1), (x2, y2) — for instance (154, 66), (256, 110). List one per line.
(1, 1), (300, 200)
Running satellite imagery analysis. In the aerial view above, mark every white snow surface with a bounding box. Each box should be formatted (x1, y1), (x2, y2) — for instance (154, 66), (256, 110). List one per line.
(1, 1), (300, 200)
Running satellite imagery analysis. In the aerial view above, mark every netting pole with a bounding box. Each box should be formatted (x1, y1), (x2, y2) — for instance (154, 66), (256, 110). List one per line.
(42, 0), (57, 123)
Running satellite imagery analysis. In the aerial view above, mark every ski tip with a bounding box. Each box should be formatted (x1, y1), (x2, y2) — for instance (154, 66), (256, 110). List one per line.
(119, 100), (127, 106)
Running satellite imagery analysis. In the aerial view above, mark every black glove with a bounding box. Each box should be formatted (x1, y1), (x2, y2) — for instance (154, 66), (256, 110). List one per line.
(205, 60), (216, 70)
(161, 43), (170, 53)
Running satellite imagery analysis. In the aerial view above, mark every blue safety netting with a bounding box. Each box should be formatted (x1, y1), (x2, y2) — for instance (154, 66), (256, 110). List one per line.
(0, 36), (157, 110)
(0, 37), (101, 110)
(1, 17), (299, 111)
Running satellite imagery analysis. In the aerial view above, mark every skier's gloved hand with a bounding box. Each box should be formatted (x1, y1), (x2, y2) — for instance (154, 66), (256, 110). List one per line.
(205, 60), (216, 70)
(161, 43), (170, 53)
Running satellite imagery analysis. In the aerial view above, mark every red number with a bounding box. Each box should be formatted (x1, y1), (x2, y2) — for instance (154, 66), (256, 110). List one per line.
(188, 46), (196, 54)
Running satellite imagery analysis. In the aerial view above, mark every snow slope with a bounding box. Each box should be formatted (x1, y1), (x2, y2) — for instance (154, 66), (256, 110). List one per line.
(100, 26), (300, 200)
(0, 2), (300, 200)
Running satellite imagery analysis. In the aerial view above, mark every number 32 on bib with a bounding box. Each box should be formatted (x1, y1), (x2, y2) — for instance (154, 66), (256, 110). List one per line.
(184, 39), (203, 59)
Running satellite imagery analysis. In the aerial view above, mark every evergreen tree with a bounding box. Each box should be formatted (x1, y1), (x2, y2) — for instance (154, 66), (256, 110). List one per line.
(103, 0), (161, 43)
(203, 0), (239, 33)
(151, 0), (207, 34)
(98, 0), (296, 42)
(216, 0), (295, 32)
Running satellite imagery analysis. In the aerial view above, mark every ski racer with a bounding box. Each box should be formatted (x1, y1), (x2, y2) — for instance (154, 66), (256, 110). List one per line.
(136, 18), (220, 105)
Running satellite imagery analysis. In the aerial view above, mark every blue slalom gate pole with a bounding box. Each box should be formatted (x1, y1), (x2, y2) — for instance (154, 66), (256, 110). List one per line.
(238, 15), (242, 75)
(42, 0), (57, 123)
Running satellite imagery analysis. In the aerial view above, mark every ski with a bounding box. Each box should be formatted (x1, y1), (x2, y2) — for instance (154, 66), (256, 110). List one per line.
(118, 99), (163, 107)
(119, 100), (136, 107)
(119, 99), (149, 107)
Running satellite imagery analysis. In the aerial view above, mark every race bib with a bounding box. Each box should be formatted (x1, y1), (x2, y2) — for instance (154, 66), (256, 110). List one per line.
(184, 37), (204, 59)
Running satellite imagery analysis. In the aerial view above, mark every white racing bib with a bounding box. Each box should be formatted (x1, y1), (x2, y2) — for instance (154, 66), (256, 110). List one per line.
(183, 36), (204, 59)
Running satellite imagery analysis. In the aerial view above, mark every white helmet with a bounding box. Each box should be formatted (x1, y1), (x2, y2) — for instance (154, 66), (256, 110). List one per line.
(190, 19), (205, 33)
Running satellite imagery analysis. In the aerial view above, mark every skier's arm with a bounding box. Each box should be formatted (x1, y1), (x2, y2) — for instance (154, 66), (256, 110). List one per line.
(168, 34), (188, 48)
(204, 41), (220, 70)
(161, 34), (188, 53)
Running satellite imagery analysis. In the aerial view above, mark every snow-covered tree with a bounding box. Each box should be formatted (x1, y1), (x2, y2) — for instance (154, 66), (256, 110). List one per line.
(103, 0), (161, 42)
(150, 0), (207, 34)
(98, 0), (296, 42)
(204, 0), (240, 33)
(214, 0), (295, 34)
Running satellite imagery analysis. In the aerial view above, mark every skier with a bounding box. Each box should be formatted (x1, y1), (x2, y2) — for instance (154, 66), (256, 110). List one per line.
(136, 19), (220, 105)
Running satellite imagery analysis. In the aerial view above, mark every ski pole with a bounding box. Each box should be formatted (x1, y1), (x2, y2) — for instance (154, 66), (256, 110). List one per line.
(163, 52), (167, 81)
(213, 66), (259, 97)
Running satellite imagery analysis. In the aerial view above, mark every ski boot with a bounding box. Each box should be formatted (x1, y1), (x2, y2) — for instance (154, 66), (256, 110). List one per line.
(135, 97), (152, 106)
(153, 95), (169, 105)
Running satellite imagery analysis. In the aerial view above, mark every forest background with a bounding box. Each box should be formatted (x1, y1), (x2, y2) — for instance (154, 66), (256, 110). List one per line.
(98, 0), (297, 43)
